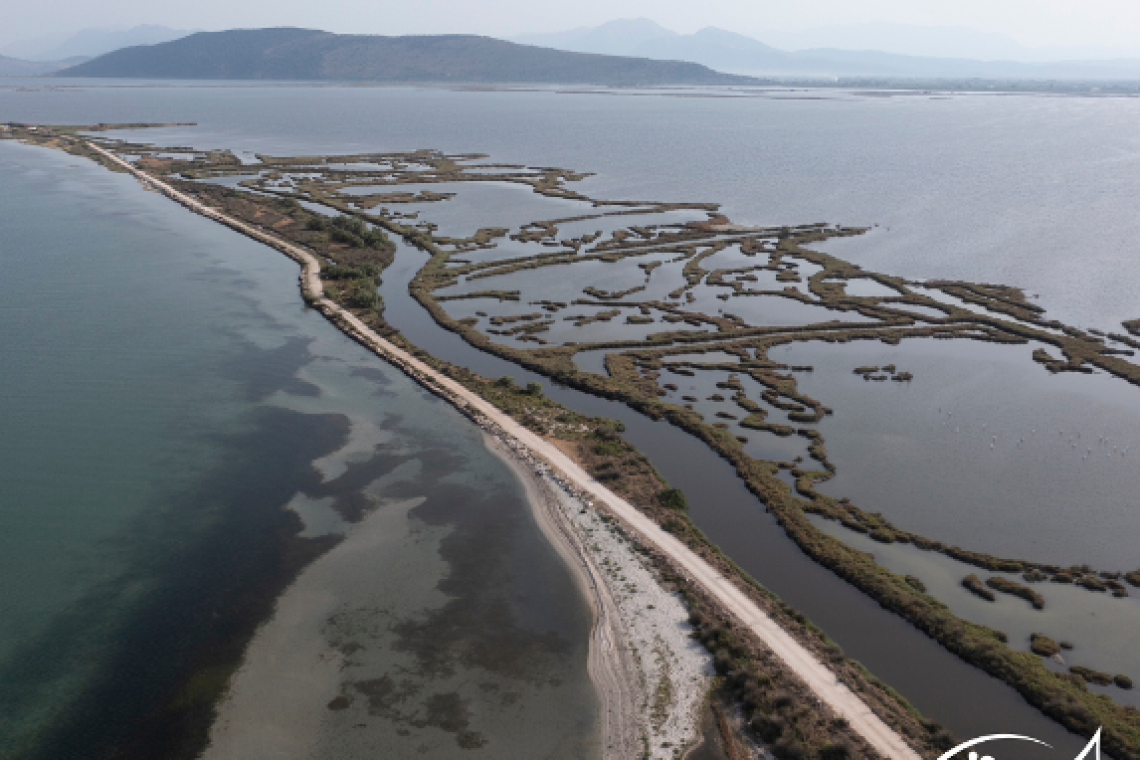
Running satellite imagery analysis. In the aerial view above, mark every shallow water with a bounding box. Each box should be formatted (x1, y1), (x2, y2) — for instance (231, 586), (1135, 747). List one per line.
(554, 208), (710, 239)
(908, 285), (1068, 336)
(661, 350), (743, 364)
(698, 242), (771, 272)
(490, 309), (712, 348)
(809, 515), (1140, 708)
(439, 254), (662, 300)
(838, 277), (904, 298)
(5, 80), (1139, 757)
(653, 368), (813, 461)
(571, 348), (614, 376)
(784, 337), (1140, 568)
(691, 289), (877, 326)
(377, 241), (1093, 759)
(94, 86), (1140, 331)
(346, 180), (594, 239)
(0, 140), (596, 758)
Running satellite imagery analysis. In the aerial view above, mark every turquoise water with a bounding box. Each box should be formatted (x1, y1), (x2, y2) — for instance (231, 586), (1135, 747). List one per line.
(1, 141), (266, 749)
(0, 140), (596, 758)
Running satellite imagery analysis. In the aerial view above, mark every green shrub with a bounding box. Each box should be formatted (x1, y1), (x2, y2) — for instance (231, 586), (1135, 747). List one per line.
(594, 425), (619, 441)
(986, 576), (1045, 609)
(770, 690), (794, 709)
(928, 729), (956, 752)
(346, 285), (381, 310)
(324, 263), (381, 281)
(1070, 666), (1112, 686)
(657, 487), (688, 511)
(819, 740), (854, 759)
(751, 714), (785, 743)
(320, 215), (390, 249)
(1030, 632), (1060, 657)
(962, 573), (996, 602)
(592, 441), (623, 457)
(772, 737), (808, 760)
(713, 648), (734, 675)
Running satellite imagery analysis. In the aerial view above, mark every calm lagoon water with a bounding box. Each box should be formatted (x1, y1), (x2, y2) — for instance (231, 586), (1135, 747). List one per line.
(6, 79), (1139, 327)
(378, 241), (1093, 759)
(810, 513), (1140, 708)
(5, 79), (1140, 758)
(0, 138), (595, 758)
(784, 337), (1140, 568)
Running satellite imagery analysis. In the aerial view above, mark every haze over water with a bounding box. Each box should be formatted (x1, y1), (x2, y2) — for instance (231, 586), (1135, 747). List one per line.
(3, 79), (1140, 758)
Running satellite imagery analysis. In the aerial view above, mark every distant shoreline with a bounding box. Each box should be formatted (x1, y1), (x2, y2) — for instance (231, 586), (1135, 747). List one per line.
(8, 74), (1140, 97)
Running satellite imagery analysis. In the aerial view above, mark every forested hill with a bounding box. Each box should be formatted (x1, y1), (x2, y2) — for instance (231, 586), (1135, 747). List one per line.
(57, 28), (756, 85)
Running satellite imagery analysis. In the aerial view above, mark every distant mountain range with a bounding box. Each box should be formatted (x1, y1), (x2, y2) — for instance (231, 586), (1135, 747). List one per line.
(5, 20), (1137, 86)
(0, 24), (197, 77)
(2, 25), (196, 62)
(0, 54), (87, 76)
(54, 28), (754, 85)
(758, 22), (1140, 63)
(512, 18), (1140, 81)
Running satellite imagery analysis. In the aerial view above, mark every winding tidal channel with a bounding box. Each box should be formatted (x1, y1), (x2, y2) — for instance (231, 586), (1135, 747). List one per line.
(5, 83), (1140, 760)
(380, 239), (1094, 759)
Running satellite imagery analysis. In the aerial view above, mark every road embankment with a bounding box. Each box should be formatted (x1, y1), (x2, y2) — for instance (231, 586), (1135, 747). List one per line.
(85, 140), (924, 760)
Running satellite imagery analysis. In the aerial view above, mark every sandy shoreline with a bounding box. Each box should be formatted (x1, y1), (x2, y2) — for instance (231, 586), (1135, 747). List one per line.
(484, 434), (643, 758)
(486, 433), (713, 759)
(83, 140), (924, 760)
(202, 428), (713, 760)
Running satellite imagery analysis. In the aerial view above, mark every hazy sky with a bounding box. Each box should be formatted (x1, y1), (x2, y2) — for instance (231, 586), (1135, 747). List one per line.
(5, 0), (1140, 49)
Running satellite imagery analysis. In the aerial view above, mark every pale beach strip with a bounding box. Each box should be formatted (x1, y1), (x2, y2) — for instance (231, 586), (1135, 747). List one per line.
(86, 140), (924, 760)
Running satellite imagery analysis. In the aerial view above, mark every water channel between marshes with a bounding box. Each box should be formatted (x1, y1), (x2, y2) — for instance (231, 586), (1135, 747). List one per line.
(379, 240), (1094, 759)
(9, 82), (1140, 758)
(113, 124), (1136, 756)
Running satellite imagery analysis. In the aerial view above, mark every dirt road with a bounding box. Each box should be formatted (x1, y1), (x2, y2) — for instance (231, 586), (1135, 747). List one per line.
(86, 140), (923, 760)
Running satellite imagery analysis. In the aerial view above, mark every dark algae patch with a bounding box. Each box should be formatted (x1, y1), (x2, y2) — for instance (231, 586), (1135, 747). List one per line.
(0, 407), (349, 760)
(12, 122), (1140, 757)
(310, 434), (597, 756)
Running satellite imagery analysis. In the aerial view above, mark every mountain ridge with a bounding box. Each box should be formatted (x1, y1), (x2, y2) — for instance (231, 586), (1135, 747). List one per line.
(512, 19), (1140, 80)
(56, 28), (756, 85)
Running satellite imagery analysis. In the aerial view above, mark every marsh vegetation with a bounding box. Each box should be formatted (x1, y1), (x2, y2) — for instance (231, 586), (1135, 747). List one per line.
(13, 121), (1140, 757)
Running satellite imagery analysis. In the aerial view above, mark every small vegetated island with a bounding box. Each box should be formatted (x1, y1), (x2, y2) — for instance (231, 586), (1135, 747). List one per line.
(8, 122), (1140, 759)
